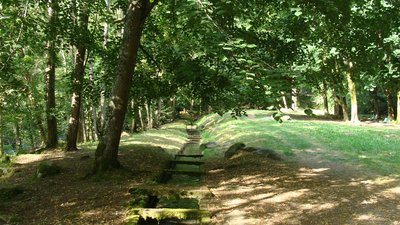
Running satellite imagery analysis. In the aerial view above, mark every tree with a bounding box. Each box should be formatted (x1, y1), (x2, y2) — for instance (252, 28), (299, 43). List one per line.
(93, 0), (159, 173)
(66, 1), (90, 151)
(45, 0), (59, 148)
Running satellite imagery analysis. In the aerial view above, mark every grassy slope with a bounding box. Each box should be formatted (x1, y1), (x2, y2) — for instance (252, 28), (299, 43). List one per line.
(198, 110), (400, 175)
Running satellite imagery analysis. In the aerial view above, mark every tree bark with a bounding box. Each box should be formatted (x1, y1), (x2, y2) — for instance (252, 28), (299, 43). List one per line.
(386, 90), (395, 121)
(154, 98), (162, 128)
(370, 88), (380, 120)
(346, 62), (359, 123)
(93, 0), (157, 173)
(13, 122), (22, 151)
(0, 105), (3, 158)
(340, 96), (349, 121)
(171, 97), (176, 120)
(138, 106), (144, 131)
(397, 90), (400, 123)
(322, 81), (329, 115)
(65, 5), (89, 151)
(45, 0), (59, 149)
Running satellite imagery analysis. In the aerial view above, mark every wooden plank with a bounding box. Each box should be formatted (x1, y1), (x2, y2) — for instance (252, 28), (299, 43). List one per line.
(164, 169), (205, 176)
(175, 154), (203, 158)
(170, 160), (204, 165)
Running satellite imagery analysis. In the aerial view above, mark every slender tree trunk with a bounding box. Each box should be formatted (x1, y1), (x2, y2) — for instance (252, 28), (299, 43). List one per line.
(386, 90), (395, 121)
(281, 92), (288, 109)
(154, 98), (162, 128)
(0, 105), (3, 158)
(65, 5), (89, 151)
(190, 99), (194, 112)
(145, 100), (152, 129)
(346, 62), (359, 123)
(291, 88), (298, 110)
(45, 0), (59, 149)
(138, 106), (144, 131)
(340, 96), (349, 121)
(322, 81), (329, 115)
(93, 0), (157, 173)
(370, 88), (380, 120)
(13, 122), (22, 151)
(397, 90), (400, 123)
(171, 97), (176, 120)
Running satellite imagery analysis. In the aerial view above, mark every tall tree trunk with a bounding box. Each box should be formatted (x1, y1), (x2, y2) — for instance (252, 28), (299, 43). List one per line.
(154, 98), (162, 128)
(65, 5), (89, 151)
(138, 106), (144, 131)
(93, 0), (157, 173)
(291, 88), (298, 110)
(145, 100), (152, 130)
(322, 81), (329, 115)
(171, 97), (176, 120)
(346, 62), (359, 123)
(397, 90), (400, 123)
(370, 88), (380, 120)
(13, 122), (22, 151)
(0, 105), (3, 158)
(340, 96), (349, 121)
(386, 90), (395, 121)
(45, 0), (59, 149)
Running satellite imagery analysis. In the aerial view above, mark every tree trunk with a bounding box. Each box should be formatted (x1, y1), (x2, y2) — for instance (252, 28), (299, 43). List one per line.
(65, 5), (89, 151)
(138, 106), (144, 131)
(370, 88), (380, 120)
(154, 98), (162, 128)
(145, 100), (152, 130)
(0, 105), (3, 158)
(291, 88), (298, 110)
(340, 96), (349, 121)
(171, 97), (176, 120)
(397, 90), (400, 123)
(45, 0), (59, 149)
(322, 81), (329, 115)
(13, 122), (22, 151)
(93, 0), (157, 173)
(386, 90), (395, 121)
(346, 62), (359, 123)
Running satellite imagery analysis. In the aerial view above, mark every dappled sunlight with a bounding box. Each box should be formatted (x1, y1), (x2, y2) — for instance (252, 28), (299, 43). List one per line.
(205, 153), (400, 224)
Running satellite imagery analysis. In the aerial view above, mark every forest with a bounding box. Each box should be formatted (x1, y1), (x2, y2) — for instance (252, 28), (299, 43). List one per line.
(1, 0), (400, 224)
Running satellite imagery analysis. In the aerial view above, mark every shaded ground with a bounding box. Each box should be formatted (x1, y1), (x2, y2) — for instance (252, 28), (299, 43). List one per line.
(205, 153), (400, 225)
(0, 147), (171, 224)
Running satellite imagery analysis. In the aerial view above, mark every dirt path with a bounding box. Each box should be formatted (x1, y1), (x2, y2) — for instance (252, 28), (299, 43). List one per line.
(205, 152), (400, 225)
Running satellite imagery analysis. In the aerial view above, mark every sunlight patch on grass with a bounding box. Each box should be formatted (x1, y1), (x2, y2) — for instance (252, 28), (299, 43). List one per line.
(199, 110), (400, 175)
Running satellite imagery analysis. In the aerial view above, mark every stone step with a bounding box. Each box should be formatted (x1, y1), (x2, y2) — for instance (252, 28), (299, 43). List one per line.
(175, 154), (203, 158)
(164, 169), (206, 176)
(137, 208), (210, 223)
(170, 160), (204, 166)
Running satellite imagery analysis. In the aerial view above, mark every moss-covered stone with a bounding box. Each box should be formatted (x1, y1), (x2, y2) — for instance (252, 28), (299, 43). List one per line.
(224, 142), (246, 159)
(35, 161), (61, 178)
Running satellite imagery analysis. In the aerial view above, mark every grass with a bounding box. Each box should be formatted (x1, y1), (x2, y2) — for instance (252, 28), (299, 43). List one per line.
(198, 110), (400, 175)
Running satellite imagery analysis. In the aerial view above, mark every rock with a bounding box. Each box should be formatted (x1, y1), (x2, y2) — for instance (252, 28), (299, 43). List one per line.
(36, 161), (61, 178)
(200, 142), (219, 150)
(281, 115), (291, 121)
(243, 147), (282, 160)
(224, 143), (246, 159)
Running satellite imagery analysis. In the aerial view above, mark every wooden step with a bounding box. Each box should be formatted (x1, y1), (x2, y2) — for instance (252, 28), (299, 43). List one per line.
(175, 154), (203, 158)
(137, 208), (210, 223)
(170, 160), (204, 166)
(164, 169), (205, 176)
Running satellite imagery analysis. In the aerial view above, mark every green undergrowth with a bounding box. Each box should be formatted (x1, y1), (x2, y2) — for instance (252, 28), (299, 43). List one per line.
(198, 110), (400, 175)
